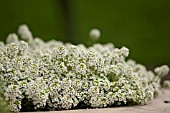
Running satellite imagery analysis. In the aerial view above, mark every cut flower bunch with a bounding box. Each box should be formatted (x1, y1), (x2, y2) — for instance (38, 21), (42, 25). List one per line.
(0, 25), (169, 112)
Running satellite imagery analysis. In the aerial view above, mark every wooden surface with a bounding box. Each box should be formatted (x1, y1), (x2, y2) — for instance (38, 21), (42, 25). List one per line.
(21, 89), (170, 113)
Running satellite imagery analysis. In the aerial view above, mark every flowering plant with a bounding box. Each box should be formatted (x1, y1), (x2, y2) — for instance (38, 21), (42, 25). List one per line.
(0, 25), (169, 112)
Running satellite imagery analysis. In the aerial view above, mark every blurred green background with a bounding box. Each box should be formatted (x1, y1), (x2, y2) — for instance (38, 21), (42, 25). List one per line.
(0, 0), (170, 68)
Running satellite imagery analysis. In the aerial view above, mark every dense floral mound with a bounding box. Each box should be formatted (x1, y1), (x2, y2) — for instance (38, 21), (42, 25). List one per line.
(0, 25), (169, 112)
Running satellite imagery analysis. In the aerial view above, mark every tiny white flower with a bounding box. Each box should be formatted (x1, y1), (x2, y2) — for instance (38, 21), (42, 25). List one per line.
(6, 33), (19, 44)
(89, 28), (101, 40)
(18, 24), (33, 41)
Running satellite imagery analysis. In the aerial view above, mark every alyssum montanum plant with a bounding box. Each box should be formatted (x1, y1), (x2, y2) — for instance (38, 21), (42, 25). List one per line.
(0, 25), (169, 112)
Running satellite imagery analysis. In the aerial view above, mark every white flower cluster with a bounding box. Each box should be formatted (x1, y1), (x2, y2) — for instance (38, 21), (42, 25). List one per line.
(89, 28), (101, 40)
(0, 25), (169, 112)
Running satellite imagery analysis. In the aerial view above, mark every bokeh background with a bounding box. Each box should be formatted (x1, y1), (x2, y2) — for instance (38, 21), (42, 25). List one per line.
(0, 0), (170, 69)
